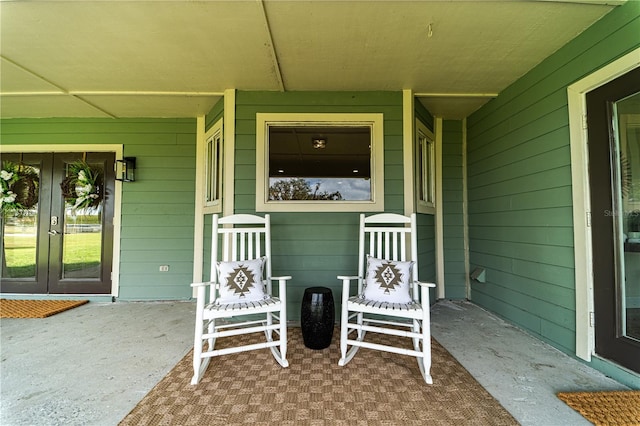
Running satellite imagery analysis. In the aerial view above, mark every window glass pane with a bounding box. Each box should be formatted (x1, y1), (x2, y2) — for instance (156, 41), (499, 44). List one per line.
(268, 126), (372, 201)
(417, 130), (434, 206)
(62, 161), (103, 279)
(205, 133), (222, 204)
(206, 138), (214, 203)
(616, 91), (640, 341)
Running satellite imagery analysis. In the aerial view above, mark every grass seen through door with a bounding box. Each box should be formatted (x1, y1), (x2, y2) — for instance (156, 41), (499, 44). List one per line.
(2, 227), (101, 278)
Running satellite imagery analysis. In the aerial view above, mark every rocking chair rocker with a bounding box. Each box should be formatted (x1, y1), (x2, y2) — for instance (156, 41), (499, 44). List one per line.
(191, 213), (291, 385)
(338, 213), (436, 384)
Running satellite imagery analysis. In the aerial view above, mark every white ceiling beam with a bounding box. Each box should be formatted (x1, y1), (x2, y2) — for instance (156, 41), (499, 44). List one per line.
(531, 0), (626, 5)
(415, 93), (499, 98)
(1, 91), (224, 97)
(1, 55), (117, 118)
(257, 0), (285, 91)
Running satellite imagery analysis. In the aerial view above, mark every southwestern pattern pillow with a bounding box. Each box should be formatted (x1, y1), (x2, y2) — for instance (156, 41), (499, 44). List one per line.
(363, 255), (414, 304)
(216, 257), (267, 304)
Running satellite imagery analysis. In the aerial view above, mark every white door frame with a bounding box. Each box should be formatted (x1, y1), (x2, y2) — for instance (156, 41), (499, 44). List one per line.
(568, 47), (640, 361)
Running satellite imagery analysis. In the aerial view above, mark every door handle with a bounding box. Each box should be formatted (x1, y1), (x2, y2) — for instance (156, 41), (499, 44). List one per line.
(48, 230), (60, 235)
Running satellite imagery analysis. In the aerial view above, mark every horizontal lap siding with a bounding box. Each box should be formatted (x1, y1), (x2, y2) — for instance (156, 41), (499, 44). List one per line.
(0, 118), (197, 300)
(443, 120), (466, 298)
(235, 91), (404, 319)
(415, 101), (437, 295)
(466, 3), (640, 354)
(205, 97), (224, 131)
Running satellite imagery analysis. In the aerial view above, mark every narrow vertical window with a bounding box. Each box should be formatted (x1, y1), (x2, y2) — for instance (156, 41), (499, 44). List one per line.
(205, 128), (223, 208)
(416, 119), (435, 214)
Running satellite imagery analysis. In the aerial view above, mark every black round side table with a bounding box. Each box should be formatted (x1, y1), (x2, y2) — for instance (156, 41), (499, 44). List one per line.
(301, 286), (335, 349)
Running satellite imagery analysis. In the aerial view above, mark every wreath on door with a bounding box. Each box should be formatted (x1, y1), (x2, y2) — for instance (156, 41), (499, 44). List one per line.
(60, 161), (103, 211)
(0, 161), (39, 217)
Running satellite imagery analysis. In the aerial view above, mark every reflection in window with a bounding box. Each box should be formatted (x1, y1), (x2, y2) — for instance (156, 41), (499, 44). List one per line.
(268, 126), (372, 201)
(615, 90), (640, 341)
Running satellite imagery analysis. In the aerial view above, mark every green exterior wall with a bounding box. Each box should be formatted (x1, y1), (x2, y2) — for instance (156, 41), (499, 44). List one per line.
(0, 93), (442, 316)
(205, 97), (224, 131)
(234, 91), (412, 315)
(415, 100), (434, 133)
(467, 1), (639, 383)
(442, 120), (466, 299)
(0, 118), (197, 300)
(415, 99), (437, 289)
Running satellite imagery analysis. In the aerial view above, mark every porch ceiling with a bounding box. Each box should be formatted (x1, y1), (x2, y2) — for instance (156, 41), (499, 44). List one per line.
(0, 0), (624, 120)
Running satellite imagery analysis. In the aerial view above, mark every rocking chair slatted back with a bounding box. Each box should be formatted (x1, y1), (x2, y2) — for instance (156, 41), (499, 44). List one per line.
(211, 215), (273, 302)
(359, 213), (419, 297)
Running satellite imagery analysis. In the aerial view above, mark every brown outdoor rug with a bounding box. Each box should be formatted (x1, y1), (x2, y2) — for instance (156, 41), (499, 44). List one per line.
(120, 328), (518, 425)
(557, 390), (640, 426)
(0, 299), (88, 318)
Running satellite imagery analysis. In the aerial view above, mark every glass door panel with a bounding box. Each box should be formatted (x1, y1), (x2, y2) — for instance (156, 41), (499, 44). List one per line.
(1, 153), (51, 293)
(615, 91), (640, 342)
(63, 200), (103, 279)
(48, 152), (114, 294)
(2, 194), (39, 279)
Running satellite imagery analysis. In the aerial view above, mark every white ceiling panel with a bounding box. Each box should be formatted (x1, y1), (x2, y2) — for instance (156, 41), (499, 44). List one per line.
(79, 94), (223, 118)
(0, 0), (621, 119)
(0, 95), (112, 118)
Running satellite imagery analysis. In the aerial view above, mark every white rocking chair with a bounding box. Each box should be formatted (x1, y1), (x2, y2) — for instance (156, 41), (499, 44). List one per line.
(191, 213), (291, 385)
(338, 213), (436, 384)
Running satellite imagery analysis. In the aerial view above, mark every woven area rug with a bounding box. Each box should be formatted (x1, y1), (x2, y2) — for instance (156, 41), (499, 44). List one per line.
(0, 299), (88, 318)
(557, 390), (640, 426)
(120, 328), (518, 425)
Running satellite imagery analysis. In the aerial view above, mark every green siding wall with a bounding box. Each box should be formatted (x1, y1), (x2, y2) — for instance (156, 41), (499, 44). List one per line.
(415, 100), (434, 133)
(205, 97), (224, 131)
(233, 91), (408, 318)
(414, 103), (437, 295)
(442, 120), (466, 298)
(0, 118), (197, 300)
(467, 2), (639, 358)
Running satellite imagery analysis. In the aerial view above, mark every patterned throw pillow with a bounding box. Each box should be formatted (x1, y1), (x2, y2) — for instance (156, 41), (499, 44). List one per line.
(363, 255), (414, 304)
(216, 257), (267, 304)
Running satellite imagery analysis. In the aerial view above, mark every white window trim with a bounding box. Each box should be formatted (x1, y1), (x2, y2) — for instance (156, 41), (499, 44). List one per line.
(416, 119), (436, 215)
(255, 113), (384, 212)
(568, 47), (640, 362)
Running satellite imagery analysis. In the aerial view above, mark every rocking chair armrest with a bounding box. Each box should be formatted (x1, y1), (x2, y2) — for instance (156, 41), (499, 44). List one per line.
(416, 280), (436, 288)
(337, 275), (360, 281)
(269, 275), (292, 281)
(190, 281), (215, 288)
(339, 275), (362, 299)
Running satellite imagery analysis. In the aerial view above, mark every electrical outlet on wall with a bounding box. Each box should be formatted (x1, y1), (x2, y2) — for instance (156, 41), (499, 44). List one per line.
(159, 265), (170, 272)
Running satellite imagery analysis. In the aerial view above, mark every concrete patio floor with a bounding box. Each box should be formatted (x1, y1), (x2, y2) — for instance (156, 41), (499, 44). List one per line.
(0, 299), (630, 425)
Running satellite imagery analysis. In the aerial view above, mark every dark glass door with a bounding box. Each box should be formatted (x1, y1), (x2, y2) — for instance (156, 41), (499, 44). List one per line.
(1, 152), (115, 294)
(587, 67), (640, 373)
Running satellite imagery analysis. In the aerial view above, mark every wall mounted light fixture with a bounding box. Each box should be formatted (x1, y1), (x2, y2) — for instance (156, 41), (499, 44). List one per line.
(116, 157), (136, 182)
